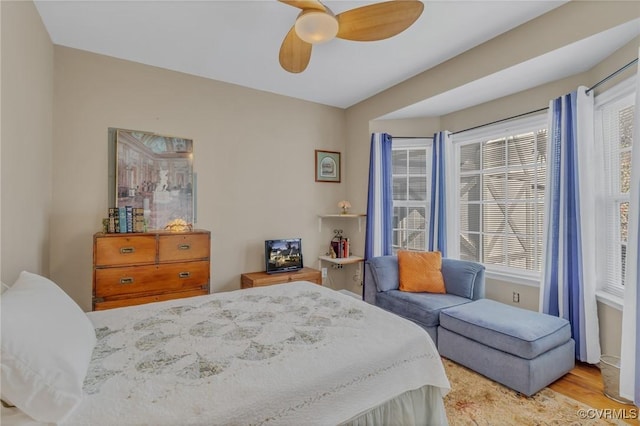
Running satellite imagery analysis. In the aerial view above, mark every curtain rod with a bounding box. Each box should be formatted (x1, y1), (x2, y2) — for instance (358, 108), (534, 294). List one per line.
(452, 108), (549, 135)
(586, 57), (638, 94)
(453, 57), (638, 136)
(392, 136), (434, 139)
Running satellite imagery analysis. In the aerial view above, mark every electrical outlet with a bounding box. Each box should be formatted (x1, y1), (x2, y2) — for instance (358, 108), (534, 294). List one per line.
(513, 292), (520, 303)
(321, 267), (328, 278)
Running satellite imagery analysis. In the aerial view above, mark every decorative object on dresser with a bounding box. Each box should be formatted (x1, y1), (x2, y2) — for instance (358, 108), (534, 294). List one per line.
(240, 267), (321, 289)
(92, 230), (210, 310)
(104, 206), (145, 233)
(108, 128), (194, 232)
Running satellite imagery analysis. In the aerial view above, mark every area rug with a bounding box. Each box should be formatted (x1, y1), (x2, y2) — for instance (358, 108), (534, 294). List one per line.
(442, 357), (624, 425)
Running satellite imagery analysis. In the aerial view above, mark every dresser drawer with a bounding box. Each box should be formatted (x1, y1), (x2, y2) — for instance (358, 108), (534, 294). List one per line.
(95, 261), (209, 298)
(94, 289), (209, 311)
(158, 233), (209, 262)
(95, 235), (157, 266)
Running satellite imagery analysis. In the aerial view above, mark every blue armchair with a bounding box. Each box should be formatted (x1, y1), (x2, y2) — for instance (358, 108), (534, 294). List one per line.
(364, 255), (485, 345)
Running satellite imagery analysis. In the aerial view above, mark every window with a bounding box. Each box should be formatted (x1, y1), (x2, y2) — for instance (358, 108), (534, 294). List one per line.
(598, 81), (635, 297)
(392, 138), (431, 252)
(455, 116), (547, 275)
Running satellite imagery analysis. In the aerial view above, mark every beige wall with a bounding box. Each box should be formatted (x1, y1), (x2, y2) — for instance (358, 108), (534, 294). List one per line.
(344, 3), (640, 356)
(369, 117), (441, 137)
(1, 1), (54, 285)
(51, 47), (347, 311)
(598, 303), (624, 357)
(483, 279), (539, 312)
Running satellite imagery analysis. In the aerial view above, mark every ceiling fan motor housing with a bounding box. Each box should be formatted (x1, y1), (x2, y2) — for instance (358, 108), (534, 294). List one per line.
(295, 10), (339, 44)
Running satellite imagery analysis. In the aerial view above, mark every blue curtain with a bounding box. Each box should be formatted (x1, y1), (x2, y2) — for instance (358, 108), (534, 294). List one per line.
(365, 133), (393, 259)
(428, 131), (450, 256)
(541, 88), (601, 363)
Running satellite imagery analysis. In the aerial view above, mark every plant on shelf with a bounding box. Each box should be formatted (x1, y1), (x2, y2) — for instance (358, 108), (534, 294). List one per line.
(338, 200), (351, 215)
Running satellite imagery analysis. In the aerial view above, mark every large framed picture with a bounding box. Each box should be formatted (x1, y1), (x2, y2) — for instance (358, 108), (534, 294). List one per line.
(110, 128), (194, 231)
(315, 150), (341, 183)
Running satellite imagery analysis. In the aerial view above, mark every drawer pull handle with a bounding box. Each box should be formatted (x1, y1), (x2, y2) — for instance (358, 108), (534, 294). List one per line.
(120, 247), (135, 254)
(120, 277), (134, 285)
(179, 272), (191, 279)
(178, 244), (191, 250)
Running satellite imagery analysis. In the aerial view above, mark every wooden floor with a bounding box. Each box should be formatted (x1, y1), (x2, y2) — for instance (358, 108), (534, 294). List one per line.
(548, 362), (639, 425)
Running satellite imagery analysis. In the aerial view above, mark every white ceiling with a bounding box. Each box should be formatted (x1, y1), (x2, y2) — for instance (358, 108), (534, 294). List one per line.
(34, 1), (640, 117)
(381, 17), (640, 119)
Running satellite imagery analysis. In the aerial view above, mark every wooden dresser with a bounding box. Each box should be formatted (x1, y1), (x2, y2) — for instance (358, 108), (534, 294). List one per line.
(93, 230), (210, 310)
(240, 267), (321, 289)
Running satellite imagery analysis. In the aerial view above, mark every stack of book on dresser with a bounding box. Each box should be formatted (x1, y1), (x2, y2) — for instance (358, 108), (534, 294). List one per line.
(104, 207), (146, 233)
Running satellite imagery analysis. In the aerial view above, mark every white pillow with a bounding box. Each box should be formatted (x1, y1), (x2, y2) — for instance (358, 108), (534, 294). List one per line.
(1, 271), (96, 423)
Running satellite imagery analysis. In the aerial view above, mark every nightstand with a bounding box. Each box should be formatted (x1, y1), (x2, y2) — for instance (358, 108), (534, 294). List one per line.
(240, 267), (322, 289)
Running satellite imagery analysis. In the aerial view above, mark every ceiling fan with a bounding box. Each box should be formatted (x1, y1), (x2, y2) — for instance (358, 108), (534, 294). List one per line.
(278, 0), (424, 73)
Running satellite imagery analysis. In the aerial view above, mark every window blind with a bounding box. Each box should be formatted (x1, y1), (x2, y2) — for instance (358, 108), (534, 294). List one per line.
(601, 94), (634, 295)
(457, 125), (547, 272)
(392, 139), (431, 252)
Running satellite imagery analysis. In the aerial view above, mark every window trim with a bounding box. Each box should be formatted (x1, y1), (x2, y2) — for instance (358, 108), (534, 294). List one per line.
(596, 290), (624, 311)
(452, 113), (548, 283)
(485, 265), (541, 287)
(391, 137), (432, 252)
(392, 138), (432, 149)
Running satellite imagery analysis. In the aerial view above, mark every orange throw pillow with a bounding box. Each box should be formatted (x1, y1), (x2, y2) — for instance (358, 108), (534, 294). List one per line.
(398, 250), (446, 293)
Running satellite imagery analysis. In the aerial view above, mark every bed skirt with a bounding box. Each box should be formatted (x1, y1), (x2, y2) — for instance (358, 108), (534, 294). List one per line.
(341, 385), (448, 426)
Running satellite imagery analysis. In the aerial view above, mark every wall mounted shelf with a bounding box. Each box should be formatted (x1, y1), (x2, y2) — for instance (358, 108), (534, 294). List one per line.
(317, 214), (366, 233)
(318, 255), (364, 265)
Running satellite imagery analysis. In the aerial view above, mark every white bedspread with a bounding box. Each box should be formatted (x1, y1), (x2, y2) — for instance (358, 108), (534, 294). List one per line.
(6, 282), (450, 425)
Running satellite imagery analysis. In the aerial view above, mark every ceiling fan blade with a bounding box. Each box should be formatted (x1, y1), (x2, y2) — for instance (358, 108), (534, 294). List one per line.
(279, 26), (312, 73)
(278, 0), (327, 12)
(336, 0), (424, 41)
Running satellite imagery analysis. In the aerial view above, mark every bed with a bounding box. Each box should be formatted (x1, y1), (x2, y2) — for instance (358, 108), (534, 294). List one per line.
(1, 272), (450, 425)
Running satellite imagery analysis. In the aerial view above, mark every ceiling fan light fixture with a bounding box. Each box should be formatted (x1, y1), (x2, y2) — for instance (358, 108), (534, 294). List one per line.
(294, 11), (338, 44)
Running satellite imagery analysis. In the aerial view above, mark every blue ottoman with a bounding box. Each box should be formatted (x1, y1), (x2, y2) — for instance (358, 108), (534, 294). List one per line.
(437, 299), (575, 396)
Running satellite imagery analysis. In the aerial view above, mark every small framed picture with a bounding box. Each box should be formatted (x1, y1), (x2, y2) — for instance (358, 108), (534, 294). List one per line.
(315, 150), (341, 183)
